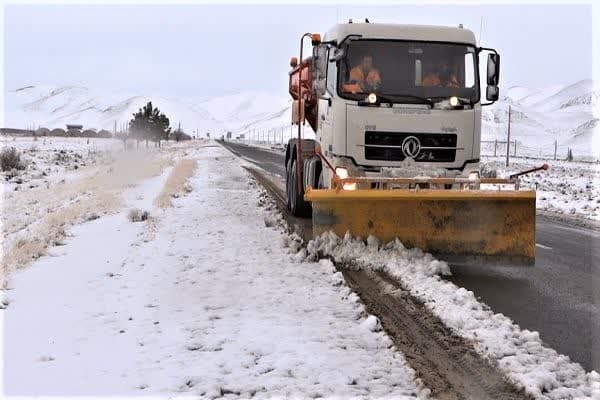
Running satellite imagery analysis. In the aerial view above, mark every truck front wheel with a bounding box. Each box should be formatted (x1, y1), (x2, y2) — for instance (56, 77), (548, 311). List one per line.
(288, 159), (311, 217)
(285, 158), (293, 210)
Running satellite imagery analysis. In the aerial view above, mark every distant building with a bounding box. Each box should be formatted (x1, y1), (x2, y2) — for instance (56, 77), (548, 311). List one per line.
(66, 124), (83, 136)
(0, 128), (32, 136)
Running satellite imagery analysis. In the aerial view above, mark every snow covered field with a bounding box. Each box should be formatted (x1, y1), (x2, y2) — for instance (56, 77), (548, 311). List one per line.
(481, 156), (600, 222)
(1, 136), (181, 287)
(2, 143), (424, 398)
(1, 136), (121, 191)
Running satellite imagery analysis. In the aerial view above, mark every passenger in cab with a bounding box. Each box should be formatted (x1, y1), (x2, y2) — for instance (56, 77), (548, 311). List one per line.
(344, 55), (382, 93)
(422, 61), (459, 88)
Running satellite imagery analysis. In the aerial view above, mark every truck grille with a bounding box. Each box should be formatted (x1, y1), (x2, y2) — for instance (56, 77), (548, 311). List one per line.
(364, 131), (457, 162)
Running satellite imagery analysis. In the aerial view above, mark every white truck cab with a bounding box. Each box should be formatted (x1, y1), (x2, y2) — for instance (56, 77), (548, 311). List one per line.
(286, 22), (500, 216)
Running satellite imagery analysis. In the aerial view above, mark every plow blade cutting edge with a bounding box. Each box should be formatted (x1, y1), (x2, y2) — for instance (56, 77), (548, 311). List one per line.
(305, 188), (536, 265)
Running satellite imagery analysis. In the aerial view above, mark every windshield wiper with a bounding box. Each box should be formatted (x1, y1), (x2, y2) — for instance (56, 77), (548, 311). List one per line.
(373, 94), (396, 106)
(385, 94), (434, 108)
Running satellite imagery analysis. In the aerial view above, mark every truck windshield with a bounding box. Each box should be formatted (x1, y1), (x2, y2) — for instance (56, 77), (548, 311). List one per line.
(338, 40), (479, 104)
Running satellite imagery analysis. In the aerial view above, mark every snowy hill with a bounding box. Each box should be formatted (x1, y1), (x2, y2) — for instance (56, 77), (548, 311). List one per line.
(4, 85), (224, 134)
(197, 91), (290, 132)
(4, 84), (295, 138)
(483, 79), (598, 160)
(511, 84), (565, 108)
(528, 79), (594, 112)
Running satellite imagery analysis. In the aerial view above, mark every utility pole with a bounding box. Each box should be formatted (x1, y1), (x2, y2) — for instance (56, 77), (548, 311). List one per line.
(554, 139), (558, 160)
(506, 105), (511, 167)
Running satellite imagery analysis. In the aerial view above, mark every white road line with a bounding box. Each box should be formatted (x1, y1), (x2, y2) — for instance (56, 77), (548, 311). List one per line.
(536, 243), (553, 250)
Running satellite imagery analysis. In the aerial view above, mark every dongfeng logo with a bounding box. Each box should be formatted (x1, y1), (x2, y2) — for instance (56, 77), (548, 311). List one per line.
(401, 136), (421, 158)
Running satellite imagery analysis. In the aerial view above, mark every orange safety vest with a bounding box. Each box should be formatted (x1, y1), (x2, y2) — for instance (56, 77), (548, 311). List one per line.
(343, 66), (382, 93)
(422, 73), (459, 88)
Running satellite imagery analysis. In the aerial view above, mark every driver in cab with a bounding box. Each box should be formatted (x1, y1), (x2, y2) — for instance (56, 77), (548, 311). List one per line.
(344, 55), (381, 94)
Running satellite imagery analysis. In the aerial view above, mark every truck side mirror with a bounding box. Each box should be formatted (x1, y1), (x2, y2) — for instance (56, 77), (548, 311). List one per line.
(487, 53), (500, 86)
(486, 85), (499, 101)
(330, 48), (345, 62)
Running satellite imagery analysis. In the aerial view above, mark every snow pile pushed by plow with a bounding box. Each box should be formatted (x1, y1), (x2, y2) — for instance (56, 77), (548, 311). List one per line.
(304, 232), (600, 400)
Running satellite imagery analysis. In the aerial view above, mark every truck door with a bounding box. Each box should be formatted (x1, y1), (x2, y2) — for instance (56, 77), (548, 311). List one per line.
(315, 45), (334, 150)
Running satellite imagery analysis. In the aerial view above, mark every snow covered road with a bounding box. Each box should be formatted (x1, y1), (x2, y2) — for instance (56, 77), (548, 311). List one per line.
(2, 143), (423, 398)
(219, 140), (600, 399)
(221, 140), (600, 374)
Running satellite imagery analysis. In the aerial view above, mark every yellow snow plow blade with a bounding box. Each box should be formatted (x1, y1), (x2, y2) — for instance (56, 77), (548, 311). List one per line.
(305, 183), (536, 265)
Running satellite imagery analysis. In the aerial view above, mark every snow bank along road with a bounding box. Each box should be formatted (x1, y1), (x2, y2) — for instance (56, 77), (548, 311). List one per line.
(219, 140), (600, 375)
(3, 142), (426, 398)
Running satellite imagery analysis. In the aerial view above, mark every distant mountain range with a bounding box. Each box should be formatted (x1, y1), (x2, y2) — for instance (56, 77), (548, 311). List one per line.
(4, 84), (289, 136)
(4, 79), (598, 159)
(482, 79), (598, 159)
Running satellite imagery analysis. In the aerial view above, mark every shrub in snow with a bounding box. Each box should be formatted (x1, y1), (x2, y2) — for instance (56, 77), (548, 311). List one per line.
(85, 212), (100, 221)
(53, 150), (71, 164)
(566, 148), (574, 162)
(128, 208), (150, 222)
(1, 147), (25, 172)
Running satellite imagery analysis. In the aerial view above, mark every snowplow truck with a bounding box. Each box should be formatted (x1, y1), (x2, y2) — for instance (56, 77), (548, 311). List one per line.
(285, 22), (540, 265)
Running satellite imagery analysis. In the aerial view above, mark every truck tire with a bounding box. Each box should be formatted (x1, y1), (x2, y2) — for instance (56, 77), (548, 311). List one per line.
(289, 159), (311, 217)
(315, 162), (325, 189)
(285, 158), (293, 210)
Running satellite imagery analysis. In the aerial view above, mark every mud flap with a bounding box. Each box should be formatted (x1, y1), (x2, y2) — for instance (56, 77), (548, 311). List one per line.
(305, 188), (536, 265)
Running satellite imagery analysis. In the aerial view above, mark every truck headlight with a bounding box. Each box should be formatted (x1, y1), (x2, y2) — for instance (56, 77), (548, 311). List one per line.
(449, 96), (459, 107)
(335, 167), (357, 190)
(335, 167), (349, 179)
(367, 93), (377, 104)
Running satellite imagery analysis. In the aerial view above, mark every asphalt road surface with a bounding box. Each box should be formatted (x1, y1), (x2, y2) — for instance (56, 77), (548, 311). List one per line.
(220, 140), (600, 372)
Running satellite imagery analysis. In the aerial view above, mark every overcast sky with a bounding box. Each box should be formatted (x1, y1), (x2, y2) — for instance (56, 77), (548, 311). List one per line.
(3, 3), (594, 99)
